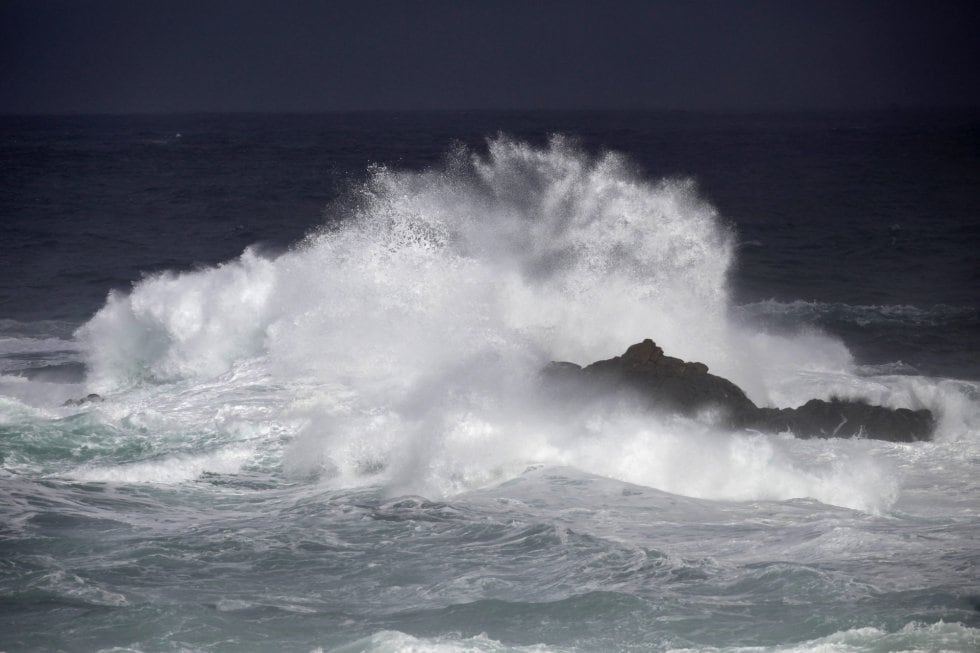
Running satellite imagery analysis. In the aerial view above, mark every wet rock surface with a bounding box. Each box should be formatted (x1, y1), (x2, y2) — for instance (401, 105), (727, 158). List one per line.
(63, 393), (103, 407)
(543, 339), (934, 442)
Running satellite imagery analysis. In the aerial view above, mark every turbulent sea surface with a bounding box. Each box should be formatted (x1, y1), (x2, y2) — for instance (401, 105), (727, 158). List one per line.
(1, 111), (978, 652)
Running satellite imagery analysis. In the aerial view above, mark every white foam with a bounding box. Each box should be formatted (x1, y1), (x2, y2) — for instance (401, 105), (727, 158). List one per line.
(36, 570), (129, 607)
(328, 631), (570, 653)
(71, 136), (974, 505)
(70, 445), (252, 484)
(328, 622), (980, 653)
(667, 620), (980, 652)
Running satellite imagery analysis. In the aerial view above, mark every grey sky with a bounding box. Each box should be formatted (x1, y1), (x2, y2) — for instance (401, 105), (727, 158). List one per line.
(2, 0), (978, 113)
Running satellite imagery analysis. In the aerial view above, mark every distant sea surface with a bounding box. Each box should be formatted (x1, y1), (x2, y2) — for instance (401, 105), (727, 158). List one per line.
(1, 111), (978, 652)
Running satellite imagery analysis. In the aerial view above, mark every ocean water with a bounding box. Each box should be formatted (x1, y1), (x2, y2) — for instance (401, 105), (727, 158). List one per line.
(1, 111), (978, 652)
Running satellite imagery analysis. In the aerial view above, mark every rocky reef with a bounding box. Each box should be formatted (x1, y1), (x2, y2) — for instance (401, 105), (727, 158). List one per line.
(542, 339), (934, 442)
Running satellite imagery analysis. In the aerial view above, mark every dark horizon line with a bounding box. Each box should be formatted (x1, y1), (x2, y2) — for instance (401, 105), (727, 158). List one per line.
(3, 103), (979, 120)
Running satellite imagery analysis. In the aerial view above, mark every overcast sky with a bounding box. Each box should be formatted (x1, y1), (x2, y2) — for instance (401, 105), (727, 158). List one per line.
(2, 0), (978, 114)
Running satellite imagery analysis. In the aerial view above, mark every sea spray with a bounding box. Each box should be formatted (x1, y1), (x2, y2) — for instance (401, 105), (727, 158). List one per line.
(73, 136), (909, 507)
(78, 136), (742, 391)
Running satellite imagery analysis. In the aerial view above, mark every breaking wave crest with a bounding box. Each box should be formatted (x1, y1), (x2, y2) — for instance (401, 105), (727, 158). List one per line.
(328, 621), (980, 653)
(70, 136), (948, 508)
(79, 135), (848, 396)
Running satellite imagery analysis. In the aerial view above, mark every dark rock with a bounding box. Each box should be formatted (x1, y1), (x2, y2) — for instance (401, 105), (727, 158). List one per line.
(63, 393), (103, 407)
(750, 398), (934, 442)
(579, 339), (757, 426)
(542, 339), (934, 442)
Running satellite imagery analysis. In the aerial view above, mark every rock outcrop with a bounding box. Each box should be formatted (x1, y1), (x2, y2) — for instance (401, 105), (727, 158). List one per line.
(63, 393), (103, 407)
(542, 339), (934, 442)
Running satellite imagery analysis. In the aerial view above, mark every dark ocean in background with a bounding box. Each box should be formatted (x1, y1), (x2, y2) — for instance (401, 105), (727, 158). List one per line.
(1, 111), (978, 652)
